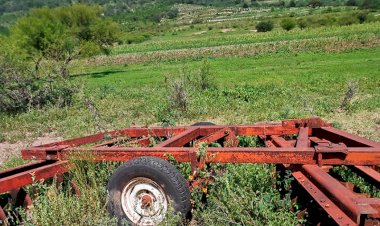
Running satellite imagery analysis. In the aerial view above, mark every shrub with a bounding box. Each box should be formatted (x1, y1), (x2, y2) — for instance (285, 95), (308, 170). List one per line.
(309, 0), (323, 8)
(346, 0), (358, 6)
(288, 0), (296, 7)
(167, 8), (179, 19)
(316, 15), (336, 26)
(256, 20), (274, 32)
(338, 14), (359, 26)
(357, 11), (368, 23)
(297, 18), (308, 29)
(164, 68), (192, 113)
(339, 80), (358, 111)
(125, 32), (151, 44)
(361, 0), (380, 9)
(280, 18), (296, 31)
(0, 41), (78, 113)
(197, 59), (215, 90)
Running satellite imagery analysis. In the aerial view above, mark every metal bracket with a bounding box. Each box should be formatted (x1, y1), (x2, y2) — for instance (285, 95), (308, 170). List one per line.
(315, 143), (348, 154)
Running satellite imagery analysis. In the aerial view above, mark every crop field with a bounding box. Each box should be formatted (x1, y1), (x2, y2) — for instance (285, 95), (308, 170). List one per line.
(0, 2), (380, 226)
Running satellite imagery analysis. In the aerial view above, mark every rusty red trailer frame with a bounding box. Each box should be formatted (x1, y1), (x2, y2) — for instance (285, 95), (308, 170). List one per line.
(1, 118), (380, 225)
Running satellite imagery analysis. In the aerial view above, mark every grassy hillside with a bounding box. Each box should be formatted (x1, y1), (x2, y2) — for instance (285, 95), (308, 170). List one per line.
(0, 2), (380, 225)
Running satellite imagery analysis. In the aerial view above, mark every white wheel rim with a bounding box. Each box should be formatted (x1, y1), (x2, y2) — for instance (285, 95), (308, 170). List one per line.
(121, 177), (168, 225)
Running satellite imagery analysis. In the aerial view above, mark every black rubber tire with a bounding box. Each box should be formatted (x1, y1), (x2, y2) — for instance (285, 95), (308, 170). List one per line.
(107, 156), (191, 225)
(191, 122), (216, 126)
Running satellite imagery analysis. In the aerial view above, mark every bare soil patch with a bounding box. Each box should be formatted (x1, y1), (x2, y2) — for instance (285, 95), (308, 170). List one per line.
(192, 30), (207, 35)
(220, 28), (235, 33)
(0, 134), (62, 165)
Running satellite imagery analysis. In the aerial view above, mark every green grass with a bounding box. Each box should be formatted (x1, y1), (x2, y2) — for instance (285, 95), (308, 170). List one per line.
(1, 6), (380, 224)
(1, 48), (379, 142)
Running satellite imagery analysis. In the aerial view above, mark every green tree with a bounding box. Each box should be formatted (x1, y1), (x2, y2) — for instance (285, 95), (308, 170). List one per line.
(11, 4), (122, 78)
(280, 18), (296, 31)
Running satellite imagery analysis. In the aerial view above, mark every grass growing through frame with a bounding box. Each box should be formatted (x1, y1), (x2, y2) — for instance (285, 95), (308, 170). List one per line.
(191, 136), (300, 225)
(20, 161), (120, 226)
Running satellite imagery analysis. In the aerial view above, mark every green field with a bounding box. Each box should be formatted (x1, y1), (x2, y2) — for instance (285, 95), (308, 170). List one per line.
(2, 48), (379, 142)
(1, 2), (380, 225)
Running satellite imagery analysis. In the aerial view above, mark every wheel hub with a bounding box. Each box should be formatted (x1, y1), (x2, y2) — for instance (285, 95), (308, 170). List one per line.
(121, 177), (168, 225)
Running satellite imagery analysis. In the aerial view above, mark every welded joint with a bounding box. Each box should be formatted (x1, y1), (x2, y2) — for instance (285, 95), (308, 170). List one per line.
(315, 143), (348, 166)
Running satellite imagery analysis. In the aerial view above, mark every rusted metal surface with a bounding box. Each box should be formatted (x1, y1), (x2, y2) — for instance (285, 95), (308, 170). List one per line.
(0, 160), (69, 194)
(1, 118), (380, 225)
(292, 170), (357, 226)
(262, 120), (380, 225)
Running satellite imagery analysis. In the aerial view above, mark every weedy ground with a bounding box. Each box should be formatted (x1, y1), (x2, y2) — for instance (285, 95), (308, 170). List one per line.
(0, 5), (380, 226)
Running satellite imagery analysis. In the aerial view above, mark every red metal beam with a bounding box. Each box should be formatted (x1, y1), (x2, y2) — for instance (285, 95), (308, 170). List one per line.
(301, 164), (380, 224)
(21, 146), (380, 165)
(292, 170), (357, 226)
(37, 127), (188, 148)
(92, 136), (151, 148)
(33, 124), (299, 148)
(156, 127), (200, 147)
(270, 130), (380, 225)
(0, 161), (69, 194)
(282, 118), (332, 128)
(296, 127), (309, 148)
(313, 127), (380, 148)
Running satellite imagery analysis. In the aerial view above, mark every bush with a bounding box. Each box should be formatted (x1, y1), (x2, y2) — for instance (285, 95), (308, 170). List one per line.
(167, 8), (179, 19)
(280, 18), (296, 31)
(0, 41), (78, 113)
(338, 14), (358, 26)
(0, 65), (77, 113)
(361, 0), (380, 9)
(197, 59), (216, 90)
(164, 68), (191, 114)
(256, 20), (274, 32)
(124, 32), (151, 44)
(309, 0), (323, 8)
(288, 0), (296, 7)
(297, 18), (308, 29)
(357, 11), (368, 23)
(346, 0), (358, 6)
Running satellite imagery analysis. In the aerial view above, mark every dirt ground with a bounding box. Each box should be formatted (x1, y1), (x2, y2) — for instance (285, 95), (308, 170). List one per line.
(0, 134), (62, 165)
